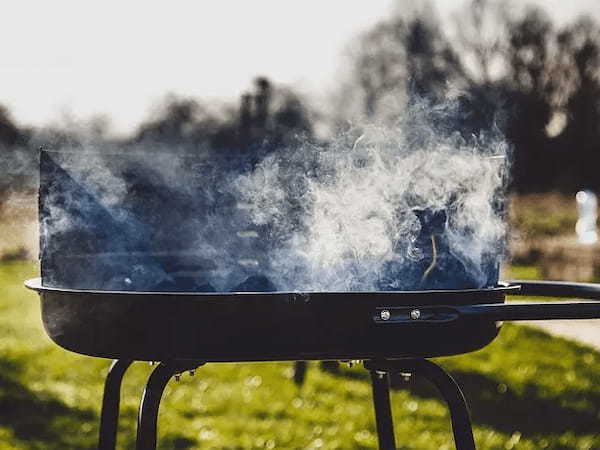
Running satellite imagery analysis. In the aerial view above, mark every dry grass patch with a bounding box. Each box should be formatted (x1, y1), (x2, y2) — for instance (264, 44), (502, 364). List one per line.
(0, 191), (37, 260)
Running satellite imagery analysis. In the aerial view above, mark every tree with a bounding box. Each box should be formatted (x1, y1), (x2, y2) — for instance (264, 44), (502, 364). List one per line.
(556, 18), (600, 191)
(340, 7), (465, 122)
(133, 78), (314, 156)
(502, 7), (556, 191)
(0, 105), (31, 206)
(339, 0), (600, 193)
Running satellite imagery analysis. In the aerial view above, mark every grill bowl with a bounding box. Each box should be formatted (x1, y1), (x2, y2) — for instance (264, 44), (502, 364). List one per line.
(26, 278), (517, 362)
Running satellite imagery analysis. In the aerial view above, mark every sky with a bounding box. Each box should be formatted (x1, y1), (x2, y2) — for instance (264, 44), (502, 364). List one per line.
(1, 0), (599, 136)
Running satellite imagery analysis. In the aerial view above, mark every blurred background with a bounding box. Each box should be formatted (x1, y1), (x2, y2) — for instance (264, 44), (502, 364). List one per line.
(4, 0), (600, 265)
(2, 0), (600, 448)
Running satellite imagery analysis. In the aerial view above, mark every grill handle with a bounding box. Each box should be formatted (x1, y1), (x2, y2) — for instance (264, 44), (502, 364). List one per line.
(374, 280), (600, 324)
(479, 280), (600, 321)
(458, 301), (600, 321)
(505, 279), (600, 300)
(374, 302), (600, 324)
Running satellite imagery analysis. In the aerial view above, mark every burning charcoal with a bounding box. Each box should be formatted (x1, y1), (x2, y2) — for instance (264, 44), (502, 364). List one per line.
(105, 276), (134, 291)
(153, 277), (178, 291)
(195, 283), (216, 292)
(39, 110), (508, 293)
(413, 208), (473, 290)
(413, 209), (447, 235)
(170, 276), (215, 292)
(377, 209), (471, 291)
(151, 276), (216, 292)
(105, 263), (173, 291)
(232, 275), (276, 292)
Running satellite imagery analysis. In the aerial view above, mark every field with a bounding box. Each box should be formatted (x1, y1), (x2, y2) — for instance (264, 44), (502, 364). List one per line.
(509, 193), (578, 239)
(0, 193), (37, 262)
(1, 261), (600, 449)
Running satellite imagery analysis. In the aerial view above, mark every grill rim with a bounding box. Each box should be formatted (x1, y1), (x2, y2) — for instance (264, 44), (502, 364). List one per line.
(24, 277), (519, 297)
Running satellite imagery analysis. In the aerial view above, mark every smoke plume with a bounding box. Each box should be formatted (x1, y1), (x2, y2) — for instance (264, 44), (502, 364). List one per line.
(40, 99), (510, 292)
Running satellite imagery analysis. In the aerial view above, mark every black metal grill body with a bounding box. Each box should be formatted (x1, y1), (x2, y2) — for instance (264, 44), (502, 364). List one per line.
(31, 151), (600, 449)
(25, 279), (600, 450)
(26, 278), (515, 362)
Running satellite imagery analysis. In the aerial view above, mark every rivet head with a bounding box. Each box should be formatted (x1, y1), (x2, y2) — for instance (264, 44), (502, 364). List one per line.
(380, 310), (391, 321)
(400, 372), (412, 382)
(410, 309), (421, 320)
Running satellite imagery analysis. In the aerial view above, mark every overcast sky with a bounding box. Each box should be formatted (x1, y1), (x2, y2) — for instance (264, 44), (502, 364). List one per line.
(1, 0), (599, 136)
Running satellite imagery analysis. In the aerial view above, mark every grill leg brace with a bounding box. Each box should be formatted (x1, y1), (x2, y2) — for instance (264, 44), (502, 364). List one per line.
(136, 361), (204, 450)
(365, 359), (476, 450)
(370, 370), (396, 450)
(98, 359), (133, 450)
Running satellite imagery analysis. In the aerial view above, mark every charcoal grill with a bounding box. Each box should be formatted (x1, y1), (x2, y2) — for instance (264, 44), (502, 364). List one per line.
(28, 149), (600, 448)
(25, 278), (600, 449)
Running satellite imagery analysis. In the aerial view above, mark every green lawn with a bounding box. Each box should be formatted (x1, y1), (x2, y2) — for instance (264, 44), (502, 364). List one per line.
(1, 261), (600, 449)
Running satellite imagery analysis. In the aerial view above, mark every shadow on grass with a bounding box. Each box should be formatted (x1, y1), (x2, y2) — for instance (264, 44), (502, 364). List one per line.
(0, 359), (98, 449)
(319, 362), (600, 437)
(0, 355), (199, 449)
(160, 434), (198, 449)
(428, 369), (599, 436)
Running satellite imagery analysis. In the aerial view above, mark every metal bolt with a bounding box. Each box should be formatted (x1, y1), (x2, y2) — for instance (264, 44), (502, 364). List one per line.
(174, 373), (181, 382)
(380, 310), (391, 321)
(400, 372), (412, 382)
(376, 371), (387, 379)
(410, 309), (421, 320)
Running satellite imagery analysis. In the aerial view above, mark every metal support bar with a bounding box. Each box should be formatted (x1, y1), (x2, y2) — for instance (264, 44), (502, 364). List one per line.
(374, 302), (600, 325)
(136, 360), (204, 450)
(506, 280), (600, 300)
(412, 360), (475, 450)
(369, 370), (396, 450)
(365, 359), (475, 450)
(98, 359), (133, 450)
(293, 361), (308, 386)
(459, 301), (600, 321)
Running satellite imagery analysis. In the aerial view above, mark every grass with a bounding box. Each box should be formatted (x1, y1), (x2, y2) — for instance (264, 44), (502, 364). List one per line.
(0, 193), (36, 261)
(503, 265), (542, 281)
(510, 193), (578, 239)
(1, 261), (600, 449)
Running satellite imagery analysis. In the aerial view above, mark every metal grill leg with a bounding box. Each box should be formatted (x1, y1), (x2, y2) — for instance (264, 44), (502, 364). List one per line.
(365, 359), (476, 450)
(413, 360), (475, 450)
(98, 359), (133, 450)
(136, 361), (203, 450)
(293, 361), (308, 386)
(369, 370), (396, 450)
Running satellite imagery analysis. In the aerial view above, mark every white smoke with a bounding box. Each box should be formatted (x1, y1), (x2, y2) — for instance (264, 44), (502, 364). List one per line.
(233, 106), (509, 291)
(40, 98), (510, 292)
